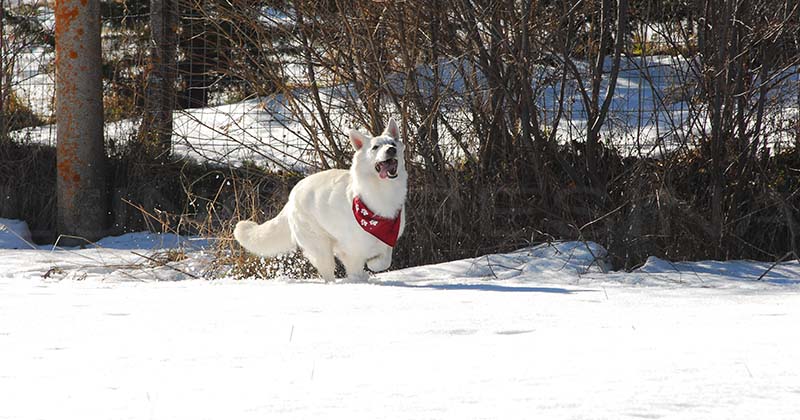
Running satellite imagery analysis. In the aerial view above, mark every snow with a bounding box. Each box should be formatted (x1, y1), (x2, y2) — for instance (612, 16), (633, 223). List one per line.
(1, 219), (799, 419)
(92, 231), (210, 251)
(0, 218), (34, 249)
(10, 99), (327, 171)
(3, 7), (799, 416)
(10, 46), (56, 119)
(9, 49), (800, 167)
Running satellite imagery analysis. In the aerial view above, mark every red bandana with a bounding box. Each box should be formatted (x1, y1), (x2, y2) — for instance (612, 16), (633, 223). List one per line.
(352, 196), (402, 247)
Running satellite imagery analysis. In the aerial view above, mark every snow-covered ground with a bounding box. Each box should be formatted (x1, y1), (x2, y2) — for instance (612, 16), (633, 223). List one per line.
(1, 219), (799, 419)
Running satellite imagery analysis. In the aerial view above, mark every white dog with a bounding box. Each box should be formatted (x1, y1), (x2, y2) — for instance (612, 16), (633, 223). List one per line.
(233, 118), (407, 282)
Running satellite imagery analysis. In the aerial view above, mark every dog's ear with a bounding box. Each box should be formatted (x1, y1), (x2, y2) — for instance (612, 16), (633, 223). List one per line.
(349, 129), (368, 150)
(383, 117), (400, 140)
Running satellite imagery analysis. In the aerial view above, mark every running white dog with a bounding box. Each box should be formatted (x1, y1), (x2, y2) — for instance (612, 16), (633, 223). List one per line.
(233, 118), (407, 282)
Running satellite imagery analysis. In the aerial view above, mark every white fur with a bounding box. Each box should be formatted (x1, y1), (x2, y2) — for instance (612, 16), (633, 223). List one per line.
(233, 118), (407, 282)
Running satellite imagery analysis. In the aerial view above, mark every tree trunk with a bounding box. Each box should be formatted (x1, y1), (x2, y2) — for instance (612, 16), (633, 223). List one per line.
(793, 0), (800, 158)
(139, 0), (177, 160)
(0, 0), (6, 138)
(586, 0), (628, 189)
(55, 0), (108, 244)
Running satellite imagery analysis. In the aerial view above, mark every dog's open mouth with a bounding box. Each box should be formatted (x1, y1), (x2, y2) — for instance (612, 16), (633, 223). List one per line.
(375, 159), (399, 179)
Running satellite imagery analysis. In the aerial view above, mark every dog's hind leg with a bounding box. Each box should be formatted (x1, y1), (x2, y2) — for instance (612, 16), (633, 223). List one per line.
(291, 224), (335, 282)
(302, 246), (335, 282)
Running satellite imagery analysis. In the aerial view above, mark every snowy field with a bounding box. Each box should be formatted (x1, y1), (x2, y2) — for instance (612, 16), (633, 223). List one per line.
(1, 220), (800, 419)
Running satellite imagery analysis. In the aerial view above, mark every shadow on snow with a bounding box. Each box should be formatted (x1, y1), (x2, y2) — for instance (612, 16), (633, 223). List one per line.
(374, 281), (596, 294)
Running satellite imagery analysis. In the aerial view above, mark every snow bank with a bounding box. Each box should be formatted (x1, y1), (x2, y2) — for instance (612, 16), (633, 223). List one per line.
(380, 241), (610, 283)
(0, 222), (212, 281)
(0, 218), (34, 249)
(92, 232), (210, 251)
(630, 256), (800, 287)
(0, 220), (209, 252)
(1, 227), (797, 289)
(378, 241), (800, 290)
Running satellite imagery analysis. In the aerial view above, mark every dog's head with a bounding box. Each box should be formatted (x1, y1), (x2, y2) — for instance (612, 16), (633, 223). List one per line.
(349, 118), (406, 181)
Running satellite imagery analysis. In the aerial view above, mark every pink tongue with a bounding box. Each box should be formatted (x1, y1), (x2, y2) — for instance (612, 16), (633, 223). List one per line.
(379, 165), (389, 179)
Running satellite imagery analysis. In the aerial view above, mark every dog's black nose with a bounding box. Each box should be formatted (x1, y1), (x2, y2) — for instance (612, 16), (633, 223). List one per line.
(386, 146), (397, 157)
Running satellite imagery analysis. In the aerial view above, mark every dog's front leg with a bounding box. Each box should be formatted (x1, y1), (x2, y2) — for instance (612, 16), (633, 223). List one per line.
(367, 250), (393, 272)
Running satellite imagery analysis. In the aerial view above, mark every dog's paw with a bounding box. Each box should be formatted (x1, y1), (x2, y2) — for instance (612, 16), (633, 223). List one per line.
(343, 271), (370, 283)
(367, 255), (392, 272)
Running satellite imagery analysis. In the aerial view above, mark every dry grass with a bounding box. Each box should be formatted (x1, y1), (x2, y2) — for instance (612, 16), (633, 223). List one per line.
(174, 168), (323, 279)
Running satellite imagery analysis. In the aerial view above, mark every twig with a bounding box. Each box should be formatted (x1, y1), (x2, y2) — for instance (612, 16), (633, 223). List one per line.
(756, 251), (794, 282)
(131, 251), (199, 279)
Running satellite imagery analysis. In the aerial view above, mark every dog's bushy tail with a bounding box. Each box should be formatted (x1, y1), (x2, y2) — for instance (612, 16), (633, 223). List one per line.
(233, 210), (295, 257)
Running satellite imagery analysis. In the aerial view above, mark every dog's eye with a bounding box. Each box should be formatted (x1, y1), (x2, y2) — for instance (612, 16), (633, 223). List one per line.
(371, 145), (379, 151)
